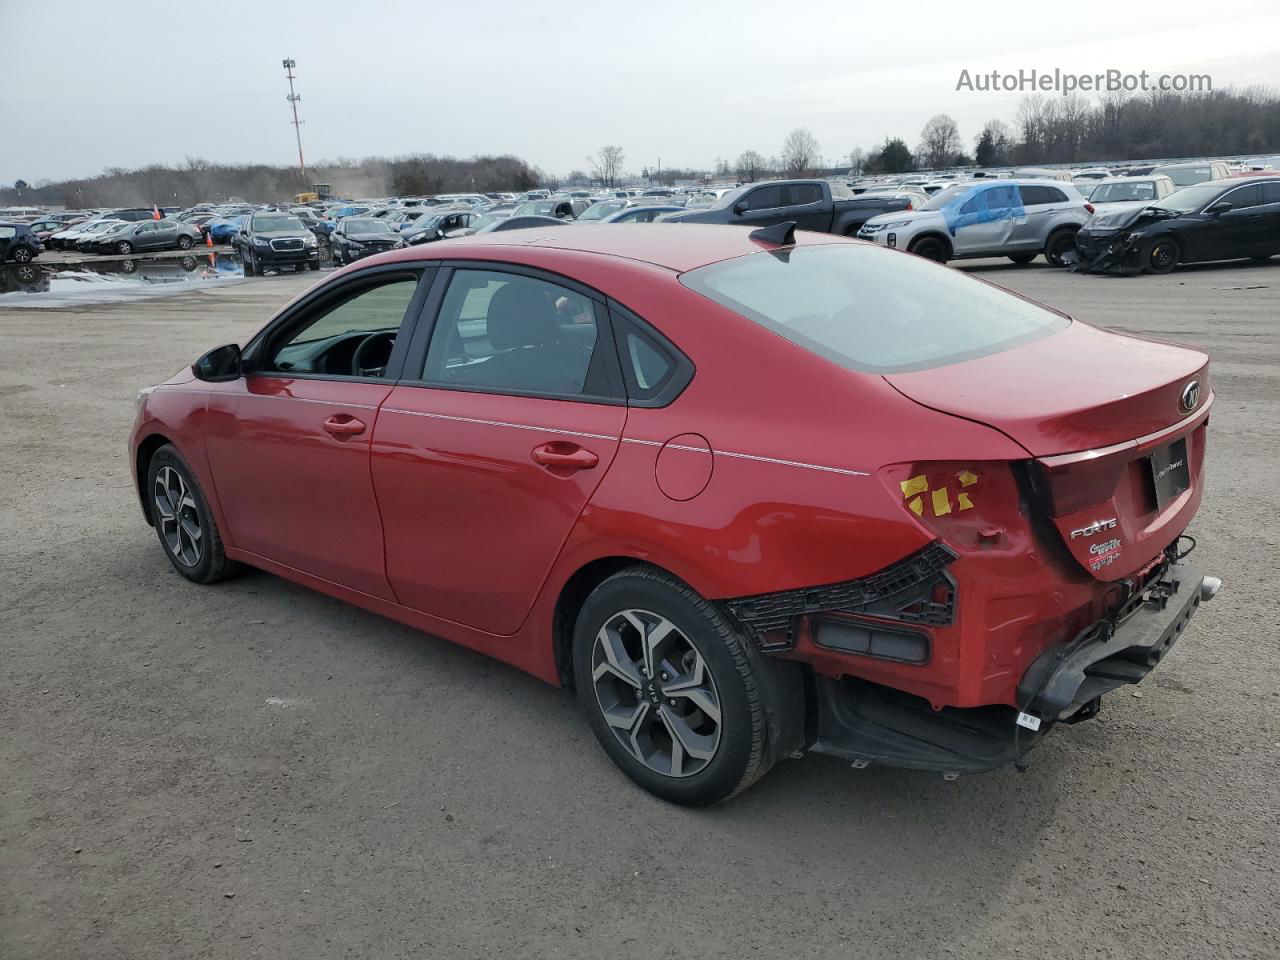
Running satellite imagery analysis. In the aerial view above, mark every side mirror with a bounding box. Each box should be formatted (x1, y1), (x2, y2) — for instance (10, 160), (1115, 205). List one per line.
(192, 343), (242, 382)
(1206, 201), (1232, 215)
(733, 201), (748, 216)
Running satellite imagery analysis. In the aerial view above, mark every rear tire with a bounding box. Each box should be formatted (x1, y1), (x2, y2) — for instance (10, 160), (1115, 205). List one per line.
(572, 567), (773, 805)
(908, 235), (949, 263)
(1145, 237), (1179, 274)
(144, 444), (237, 584)
(11, 245), (34, 263)
(1044, 228), (1077, 267)
(242, 255), (255, 276)
(1008, 253), (1036, 264)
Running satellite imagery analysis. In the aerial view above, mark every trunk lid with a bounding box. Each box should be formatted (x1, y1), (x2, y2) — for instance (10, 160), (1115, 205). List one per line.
(886, 323), (1210, 581)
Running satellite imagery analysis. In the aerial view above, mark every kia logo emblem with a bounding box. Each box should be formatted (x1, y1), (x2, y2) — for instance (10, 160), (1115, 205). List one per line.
(1180, 380), (1200, 413)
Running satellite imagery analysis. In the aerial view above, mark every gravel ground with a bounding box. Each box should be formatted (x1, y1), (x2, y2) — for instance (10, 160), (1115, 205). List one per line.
(2, 257), (1277, 959)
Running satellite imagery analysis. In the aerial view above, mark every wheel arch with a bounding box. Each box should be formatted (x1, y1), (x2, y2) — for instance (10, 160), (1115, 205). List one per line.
(552, 555), (687, 689)
(908, 230), (953, 258)
(134, 431), (175, 525)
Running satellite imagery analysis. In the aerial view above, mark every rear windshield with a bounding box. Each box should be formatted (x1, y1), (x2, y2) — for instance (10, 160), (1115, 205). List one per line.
(680, 244), (1068, 373)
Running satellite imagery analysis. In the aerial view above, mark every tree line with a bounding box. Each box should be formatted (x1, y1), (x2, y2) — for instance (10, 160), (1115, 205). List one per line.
(0, 154), (545, 208)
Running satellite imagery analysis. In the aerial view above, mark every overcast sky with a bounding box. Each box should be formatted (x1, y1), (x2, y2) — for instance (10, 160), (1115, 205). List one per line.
(3, 0), (1279, 184)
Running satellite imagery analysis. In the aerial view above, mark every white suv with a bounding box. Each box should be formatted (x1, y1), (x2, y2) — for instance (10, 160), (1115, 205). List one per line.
(857, 179), (1093, 266)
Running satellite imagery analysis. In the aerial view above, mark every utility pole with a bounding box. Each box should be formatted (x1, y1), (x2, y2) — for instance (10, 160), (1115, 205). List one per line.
(282, 58), (306, 180)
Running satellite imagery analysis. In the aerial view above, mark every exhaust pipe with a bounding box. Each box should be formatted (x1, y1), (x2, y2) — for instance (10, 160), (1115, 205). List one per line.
(1199, 576), (1222, 602)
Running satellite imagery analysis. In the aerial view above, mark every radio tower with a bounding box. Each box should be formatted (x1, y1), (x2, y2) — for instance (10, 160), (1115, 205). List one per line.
(282, 58), (306, 179)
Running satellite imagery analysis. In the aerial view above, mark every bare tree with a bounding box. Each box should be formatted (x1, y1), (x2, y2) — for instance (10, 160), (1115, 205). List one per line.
(847, 147), (867, 175)
(918, 114), (962, 170)
(780, 128), (819, 177)
(590, 145), (625, 188)
(735, 150), (766, 182)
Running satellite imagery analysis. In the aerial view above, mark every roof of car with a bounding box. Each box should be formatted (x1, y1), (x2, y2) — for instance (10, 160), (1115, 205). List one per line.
(380, 222), (852, 272)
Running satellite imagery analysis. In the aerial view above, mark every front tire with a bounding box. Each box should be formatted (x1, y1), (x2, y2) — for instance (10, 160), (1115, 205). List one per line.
(177, 235), (193, 249)
(1008, 252), (1036, 265)
(116, 241), (133, 255)
(1146, 237), (1179, 274)
(144, 444), (237, 584)
(1044, 228), (1077, 267)
(11, 245), (35, 263)
(908, 235), (949, 263)
(573, 567), (771, 805)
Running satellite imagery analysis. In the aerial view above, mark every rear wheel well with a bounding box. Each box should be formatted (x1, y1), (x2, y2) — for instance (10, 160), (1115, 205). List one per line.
(553, 557), (676, 689)
(134, 433), (172, 524)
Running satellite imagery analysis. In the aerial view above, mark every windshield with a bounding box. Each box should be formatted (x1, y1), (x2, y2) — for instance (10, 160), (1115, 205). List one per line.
(408, 215), (442, 230)
(681, 243), (1068, 373)
(1157, 166), (1213, 186)
(1151, 183), (1225, 214)
(515, 201), (557, 217)
(253, 216), (305, 232)
(345, 218), (391, 234)
(1090, 181), (1157, 203)
(920, 185), (974, 211)
(578, 201), (627, 221)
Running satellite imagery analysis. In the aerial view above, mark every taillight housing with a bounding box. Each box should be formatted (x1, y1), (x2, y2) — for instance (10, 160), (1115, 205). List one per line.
(905, 201), (914, 210)
(880, 461), (1024, 550)
(1084, 202), (1095, 214)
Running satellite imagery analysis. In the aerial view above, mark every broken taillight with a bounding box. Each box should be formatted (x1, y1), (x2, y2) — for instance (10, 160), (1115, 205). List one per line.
(880, 461), (1024, 550)
(1084, 202), (1095, 214)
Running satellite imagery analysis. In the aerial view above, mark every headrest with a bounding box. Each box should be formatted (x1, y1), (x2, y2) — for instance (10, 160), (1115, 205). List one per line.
(486, 281), (559, 352)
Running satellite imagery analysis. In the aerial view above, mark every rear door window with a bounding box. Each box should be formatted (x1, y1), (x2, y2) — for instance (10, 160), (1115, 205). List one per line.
(785, 184), (824, 205)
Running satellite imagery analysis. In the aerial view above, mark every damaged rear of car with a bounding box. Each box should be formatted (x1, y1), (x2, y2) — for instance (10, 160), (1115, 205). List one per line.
(1072, 177), (1280, 274)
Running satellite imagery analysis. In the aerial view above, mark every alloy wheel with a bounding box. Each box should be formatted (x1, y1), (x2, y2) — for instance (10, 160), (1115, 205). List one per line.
(13, 246), (33, 262)
(591, 609), (722, 778)
(152, 466), (203, 567)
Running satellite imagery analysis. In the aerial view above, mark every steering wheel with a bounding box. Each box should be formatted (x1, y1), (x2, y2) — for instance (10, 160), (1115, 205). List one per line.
(351, 331), (396, 378)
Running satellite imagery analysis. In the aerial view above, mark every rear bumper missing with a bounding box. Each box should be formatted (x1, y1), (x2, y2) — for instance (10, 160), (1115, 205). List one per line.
(806, 559), (1217, 774)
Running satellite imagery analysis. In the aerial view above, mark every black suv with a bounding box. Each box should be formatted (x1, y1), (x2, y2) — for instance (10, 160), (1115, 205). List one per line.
(232, 212), (320, 275)
(0, 221), (42, 263)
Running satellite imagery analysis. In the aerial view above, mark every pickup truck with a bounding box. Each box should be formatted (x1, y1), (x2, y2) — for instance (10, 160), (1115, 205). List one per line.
(661, 179), (917, 236)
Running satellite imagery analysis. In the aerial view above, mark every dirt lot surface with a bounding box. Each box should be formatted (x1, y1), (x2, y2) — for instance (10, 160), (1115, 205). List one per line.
(3, 257), (1278, 959)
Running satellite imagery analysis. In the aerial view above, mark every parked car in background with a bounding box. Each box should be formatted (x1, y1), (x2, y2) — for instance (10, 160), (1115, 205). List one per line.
(858, 179), (1092, 265)
(666, 179), (922, 238)
(106, 208), (159, 222)
(26, 217), (80, 243)
(75, 220), (133, 252)
(131, 224), (1218, 804)
(1150, 161), (1231, 188)
(330, 217), (404, 265)
(513, 197), (591, 220)
(0, 221), (43, 262)
(1081, 176), (1176, 206)
(469, 214), (566, 234)
(48, 218), (118, 249)
(85, 219), (201, 255)
(1073, 177), (1280, 273)
(576, 200), (631, 222)
(604, 205), (686, 223)
(402, 209), (481, 245)
(232, 212), (321, 275)
(207, 217), (247, 244)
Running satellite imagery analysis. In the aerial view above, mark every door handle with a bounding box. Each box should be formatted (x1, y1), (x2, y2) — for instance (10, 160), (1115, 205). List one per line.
(323, 415), (366, 437)
(531, 442), (599, 471)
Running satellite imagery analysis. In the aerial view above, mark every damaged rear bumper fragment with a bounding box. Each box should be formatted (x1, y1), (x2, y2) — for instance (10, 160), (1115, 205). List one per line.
(805, 558), (1218, 774)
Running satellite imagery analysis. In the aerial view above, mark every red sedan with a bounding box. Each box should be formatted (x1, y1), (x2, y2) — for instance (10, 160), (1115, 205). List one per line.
(130, 223), (1219, 804)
